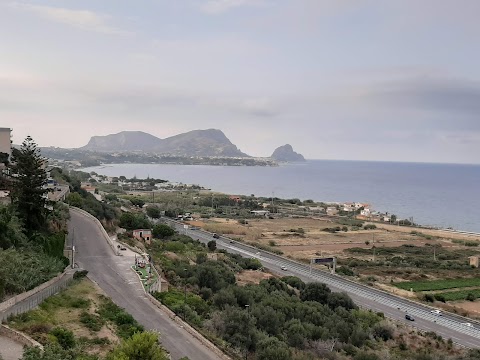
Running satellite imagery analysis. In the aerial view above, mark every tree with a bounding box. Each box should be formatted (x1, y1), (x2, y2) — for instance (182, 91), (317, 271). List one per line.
(66, 193), (83, 208)
(152, 224), (175, 238)
(207, 240), (217, 251)
(300, 282), (331, 304)
(146, 206), (161, 219)
(0, 205), (27, 249)
(10, 136), (49, 233)
(256, 336), (291, 360)
(106, 331), (169, 360)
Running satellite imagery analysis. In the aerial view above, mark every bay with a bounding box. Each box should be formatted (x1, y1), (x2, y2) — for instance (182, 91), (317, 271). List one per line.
(82, 160), (480, 233)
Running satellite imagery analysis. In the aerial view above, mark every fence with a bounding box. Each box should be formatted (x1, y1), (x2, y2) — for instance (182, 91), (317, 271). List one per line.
(0, 269), (77, 323)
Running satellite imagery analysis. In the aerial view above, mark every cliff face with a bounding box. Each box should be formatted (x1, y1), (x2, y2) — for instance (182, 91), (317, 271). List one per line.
(271, 144), (305, 162)
(81, 129), (249, 157)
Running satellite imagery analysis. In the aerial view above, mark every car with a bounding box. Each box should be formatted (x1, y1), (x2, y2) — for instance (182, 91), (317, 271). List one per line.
(462, 322), (473, 328)
(405, 314), (415, 321)
(281, 266), (287, 271)
(213, 233), (220, 239)
(229, 240), (234, 243)
(430, 310), (442, 315)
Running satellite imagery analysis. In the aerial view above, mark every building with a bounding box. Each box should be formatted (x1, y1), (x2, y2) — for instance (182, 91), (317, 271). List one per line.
(0, 128), (11, 159)
(326, 207), (338, 216)
(250, 210), (270, 217)
(133, 229), (152, 244)
(469, 256), (479, 268)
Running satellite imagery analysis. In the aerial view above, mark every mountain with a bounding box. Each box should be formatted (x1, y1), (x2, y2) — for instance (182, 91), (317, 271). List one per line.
(271, 144), (305, 162)
(81, 129), (249, 157)
(82, 131), (160, 152)
(154, 129), (248, 157)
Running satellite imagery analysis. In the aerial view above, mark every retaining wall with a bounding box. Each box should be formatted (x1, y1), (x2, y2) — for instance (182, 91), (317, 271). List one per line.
(0, 270), (76, 323)
(0, 324), (43, 349)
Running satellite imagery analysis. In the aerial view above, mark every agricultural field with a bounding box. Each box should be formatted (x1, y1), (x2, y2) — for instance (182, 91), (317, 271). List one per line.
(395, 278), (480, 292)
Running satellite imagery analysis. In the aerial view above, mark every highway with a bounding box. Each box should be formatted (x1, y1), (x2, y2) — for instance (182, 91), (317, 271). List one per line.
(69, 210), (224, 360)
(165, 218), (480, 348)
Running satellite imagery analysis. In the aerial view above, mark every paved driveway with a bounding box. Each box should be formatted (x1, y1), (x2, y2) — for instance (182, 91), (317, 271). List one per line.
(0, 336), (23, 360)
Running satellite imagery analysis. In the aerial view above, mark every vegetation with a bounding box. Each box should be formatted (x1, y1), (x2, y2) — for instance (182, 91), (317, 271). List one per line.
(0, 136), (69, 301)
(431, 289), (480, 302)
(152, 224), (175, 238)
(10, 136), (49, 233)
(142, 233), (468, 359)
(9, 278), (167, 360)
(118, 212), (151, 230)
(395, 278), (480, 292)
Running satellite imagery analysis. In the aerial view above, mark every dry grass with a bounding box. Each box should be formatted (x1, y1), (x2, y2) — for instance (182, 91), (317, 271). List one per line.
(236, 270), (274, 286)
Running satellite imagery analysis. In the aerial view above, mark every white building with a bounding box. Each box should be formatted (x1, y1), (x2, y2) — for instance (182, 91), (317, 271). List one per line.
(0, 128), (12, 159)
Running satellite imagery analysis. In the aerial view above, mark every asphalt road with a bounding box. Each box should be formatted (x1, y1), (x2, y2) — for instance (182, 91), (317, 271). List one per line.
(166, 219), (480, 349)
(69, 210), (224, 360)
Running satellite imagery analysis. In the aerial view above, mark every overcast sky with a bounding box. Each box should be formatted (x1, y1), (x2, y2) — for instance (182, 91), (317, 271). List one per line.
(1, 0), (480, 163)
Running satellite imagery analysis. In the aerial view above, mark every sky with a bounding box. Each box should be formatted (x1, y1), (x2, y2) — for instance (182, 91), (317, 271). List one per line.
(1, 0), (480, 163)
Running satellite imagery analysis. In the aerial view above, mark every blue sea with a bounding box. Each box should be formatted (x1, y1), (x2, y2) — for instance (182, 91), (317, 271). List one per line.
(82, 160), (480, 233)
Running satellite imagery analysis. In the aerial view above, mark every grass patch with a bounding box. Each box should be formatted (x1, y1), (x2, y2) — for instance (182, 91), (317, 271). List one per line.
(433, 289), (480, 302)
(97, 295), (144, 339)
(395, 278), (480, 292)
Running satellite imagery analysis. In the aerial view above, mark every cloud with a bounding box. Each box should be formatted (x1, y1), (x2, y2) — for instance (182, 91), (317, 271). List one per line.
(10, 2), (129, 35)
(371, 77), (480, 117)
(200, 0), (265, 14)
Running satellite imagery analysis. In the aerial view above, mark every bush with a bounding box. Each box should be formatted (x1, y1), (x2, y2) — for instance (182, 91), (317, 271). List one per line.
(434, 294), (446, 303)
(423, 294), (435, 302)
(364, 224), (377, 230)
(466, 293), (476, 301)
(152, 224), (175, 238)
(80, 311), (104, 332)
(50, 327), (75, 349)
(73, 270), (88, 279)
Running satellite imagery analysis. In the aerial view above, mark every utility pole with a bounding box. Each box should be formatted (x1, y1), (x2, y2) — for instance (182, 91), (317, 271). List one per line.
(433, 245), (437, 261)
(372, 233), (375, 262)
(245, 304), (250, 360)
(183, 268), (188, 321)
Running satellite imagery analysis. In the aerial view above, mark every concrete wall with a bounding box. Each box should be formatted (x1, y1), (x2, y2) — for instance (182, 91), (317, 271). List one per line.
(0, 270), (76, 323)
(0, 325), (43, 349)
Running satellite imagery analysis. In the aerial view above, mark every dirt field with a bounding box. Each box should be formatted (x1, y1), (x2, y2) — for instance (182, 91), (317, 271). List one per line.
(190, 217), (461, 262)
(236, 270), (273, 286)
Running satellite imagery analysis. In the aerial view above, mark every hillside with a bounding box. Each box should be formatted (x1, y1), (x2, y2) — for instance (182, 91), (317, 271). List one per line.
(81, 129), (249, 157)
(271, 144), (305, 162)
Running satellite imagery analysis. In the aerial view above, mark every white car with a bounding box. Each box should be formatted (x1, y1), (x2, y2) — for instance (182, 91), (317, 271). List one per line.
(281, 266), (287, 271)
(430, 310), (442, 315)
(462, 322), (473, 327)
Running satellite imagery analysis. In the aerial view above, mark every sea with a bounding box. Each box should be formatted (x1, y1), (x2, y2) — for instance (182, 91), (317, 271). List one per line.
(82, 160), (480, 233)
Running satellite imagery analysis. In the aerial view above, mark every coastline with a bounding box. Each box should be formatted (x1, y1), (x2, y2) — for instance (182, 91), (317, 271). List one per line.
(77, 161), (480, 234)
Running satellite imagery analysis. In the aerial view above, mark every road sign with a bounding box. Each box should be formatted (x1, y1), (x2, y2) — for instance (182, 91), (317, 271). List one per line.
(312, 257), (335, 264)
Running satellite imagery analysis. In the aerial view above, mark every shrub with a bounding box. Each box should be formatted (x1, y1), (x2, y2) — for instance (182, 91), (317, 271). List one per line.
(434, 294), (446, 303)
(50, 327), (75, 349)
(73, 270), (88, 279)
(466, 293), (476, 301)
(80, 311), (104, 332)
(424, 294), (435, 302)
